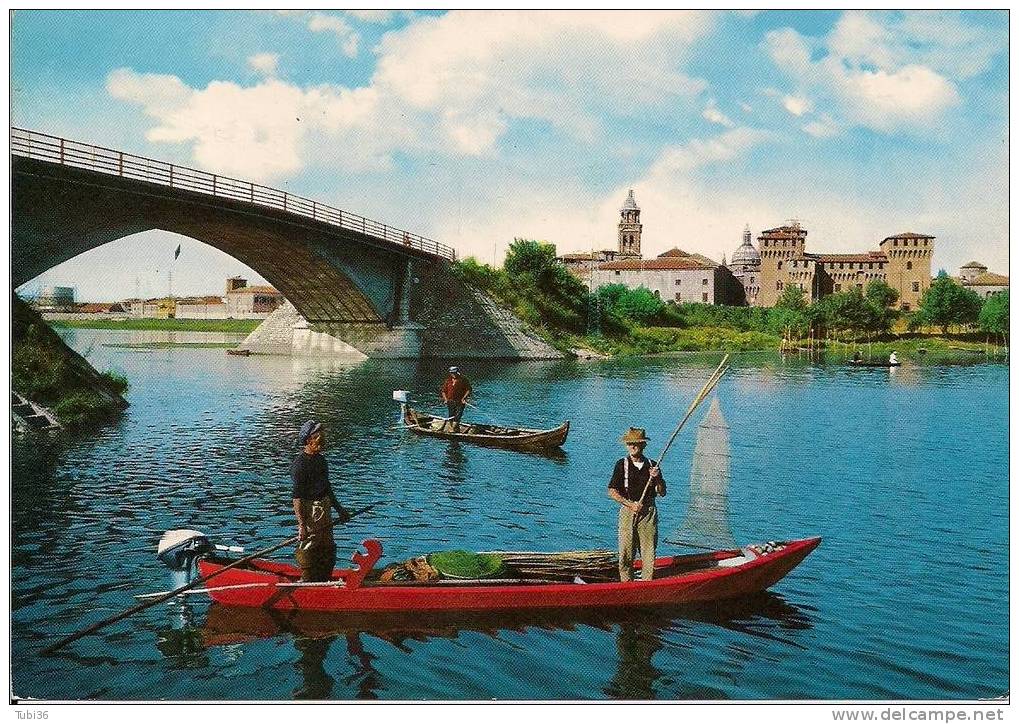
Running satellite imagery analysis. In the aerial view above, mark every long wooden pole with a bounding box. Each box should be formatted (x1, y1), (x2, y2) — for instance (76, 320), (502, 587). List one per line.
(41, 503), (378, 656)
(634, 355), (730, 508)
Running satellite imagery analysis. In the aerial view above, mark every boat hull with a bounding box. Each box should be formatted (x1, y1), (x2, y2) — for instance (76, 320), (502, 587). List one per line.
(196, 537), (820, 613)
(402, 406), (569, 451)
(848, 360), (901, 367)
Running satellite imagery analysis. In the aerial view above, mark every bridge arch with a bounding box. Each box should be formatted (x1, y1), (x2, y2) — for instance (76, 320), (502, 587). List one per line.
(12, 129), (456, 355)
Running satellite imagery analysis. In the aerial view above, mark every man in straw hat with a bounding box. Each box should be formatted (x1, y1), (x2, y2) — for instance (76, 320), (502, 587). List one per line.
(608, 427), (667, 582)
(292, 420), (351, 582)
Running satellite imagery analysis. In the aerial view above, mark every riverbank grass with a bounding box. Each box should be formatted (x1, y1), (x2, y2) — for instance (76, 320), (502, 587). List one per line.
(47, 318), (260, 333)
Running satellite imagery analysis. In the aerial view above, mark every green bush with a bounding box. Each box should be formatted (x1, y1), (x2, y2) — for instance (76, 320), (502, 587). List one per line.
(101, 370), (130, 395)
(52, 391), (118, 426)
(979, 290), (1008, 335)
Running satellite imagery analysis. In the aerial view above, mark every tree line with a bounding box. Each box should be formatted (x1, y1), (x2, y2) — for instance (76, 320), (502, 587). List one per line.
(455, 239), (1008, 343)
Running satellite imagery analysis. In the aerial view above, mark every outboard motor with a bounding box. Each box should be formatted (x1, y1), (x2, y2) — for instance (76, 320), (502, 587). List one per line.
(157, 529), (214, 585)
(393, 390), (410, 423)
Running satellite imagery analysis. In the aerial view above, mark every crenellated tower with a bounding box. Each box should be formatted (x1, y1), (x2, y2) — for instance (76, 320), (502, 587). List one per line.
(878, 232), (934, 311)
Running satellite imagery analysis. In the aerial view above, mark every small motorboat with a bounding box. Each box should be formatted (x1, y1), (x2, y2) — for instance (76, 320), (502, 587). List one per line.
(401, 405), (569, 452)
(192, 537), (821, 614)
(226, 349), (252, 356)
(848, 359), (901, 367)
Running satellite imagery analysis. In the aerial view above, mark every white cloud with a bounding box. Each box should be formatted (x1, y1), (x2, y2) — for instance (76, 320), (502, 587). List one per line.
(247, 52), (279, 76)
(781, 95), (811, 116)
(109, 11), (718, 179)
(345, 10), (394, 24)
(453, 127), (776, 263)
(702, 100), (735, 128)
(763, 10), (997, 135)
(836, 64), (959, 131)
(802, 114), (839, 138)
(307, 12), (359, 57)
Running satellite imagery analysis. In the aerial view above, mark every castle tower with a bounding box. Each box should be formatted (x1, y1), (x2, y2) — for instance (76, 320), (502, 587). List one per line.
(879, 233), (934, 311)
(757, 221), (808, 306)
(618, 189), (642, 258)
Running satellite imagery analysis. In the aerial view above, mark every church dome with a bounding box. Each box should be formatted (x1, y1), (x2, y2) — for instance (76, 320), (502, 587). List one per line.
(730, 237), (761, 267)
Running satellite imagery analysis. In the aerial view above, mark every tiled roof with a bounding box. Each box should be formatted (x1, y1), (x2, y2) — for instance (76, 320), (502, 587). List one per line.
(883, 232), (934, 240)
(968, 272), (1009, 286)
(657, 248), (717, 266)
(560, 251), (605, 260)
(178, 295), (226, 304)
(228, 285), (280, 295)
(759, 228), (806, 239)
(599, 257), (716, 271)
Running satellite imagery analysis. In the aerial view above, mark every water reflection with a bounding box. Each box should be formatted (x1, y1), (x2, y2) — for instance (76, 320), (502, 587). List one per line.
(194, 592), (813, 700)
(155, 601), (210, 669)
(293, 634), (337, 699)
(603, 621), (663, 700)
(12, 333), (1008, 699)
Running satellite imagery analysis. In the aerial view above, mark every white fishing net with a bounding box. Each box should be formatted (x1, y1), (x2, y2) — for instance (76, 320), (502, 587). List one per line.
(669, 397), (736, 550)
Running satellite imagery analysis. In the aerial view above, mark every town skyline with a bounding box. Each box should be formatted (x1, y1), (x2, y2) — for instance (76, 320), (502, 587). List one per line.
(13, 10), (1008, 300)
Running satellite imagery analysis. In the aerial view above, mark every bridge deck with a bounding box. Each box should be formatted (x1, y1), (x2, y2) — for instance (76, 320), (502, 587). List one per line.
(11, 127), (456, 262)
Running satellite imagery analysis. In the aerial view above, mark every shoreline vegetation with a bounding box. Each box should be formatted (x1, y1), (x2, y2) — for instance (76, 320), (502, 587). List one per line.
(35, 240), (1008, 362)
(454, 239), (1009, 360)
(47, 317), (260, 333)
(14, 297), (129, 428)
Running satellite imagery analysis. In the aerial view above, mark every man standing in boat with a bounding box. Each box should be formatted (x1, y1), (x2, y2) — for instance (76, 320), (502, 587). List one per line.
(439, 366), (472, 431)
(292, 420), (351, 582)
(608, 427), (666, 582)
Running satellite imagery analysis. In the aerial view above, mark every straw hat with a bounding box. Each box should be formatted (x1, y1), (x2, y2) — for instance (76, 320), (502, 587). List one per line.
(620, 427), (649, 444)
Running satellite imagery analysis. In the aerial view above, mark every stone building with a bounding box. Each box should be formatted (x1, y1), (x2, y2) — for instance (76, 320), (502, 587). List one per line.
(958, 261), (1008, 298)
(558, 189), (643, 276)
(755, 222), (933, 310)
(175, 295), (229, 319)
(593, 248), (744, 305)
(728, 224), (762, 306)
(224, 277), (284, 318)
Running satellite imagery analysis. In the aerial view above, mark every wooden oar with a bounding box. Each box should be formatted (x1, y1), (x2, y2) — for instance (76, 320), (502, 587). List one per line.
(40, 502), (379, 656)
(634, 355), (730, 509)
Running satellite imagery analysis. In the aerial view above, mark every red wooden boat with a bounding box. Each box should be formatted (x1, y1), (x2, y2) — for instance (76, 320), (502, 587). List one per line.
(195, 537), (820, 613)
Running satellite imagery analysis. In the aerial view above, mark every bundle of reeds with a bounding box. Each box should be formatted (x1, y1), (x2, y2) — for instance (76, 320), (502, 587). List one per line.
(481, 550), (618, 581)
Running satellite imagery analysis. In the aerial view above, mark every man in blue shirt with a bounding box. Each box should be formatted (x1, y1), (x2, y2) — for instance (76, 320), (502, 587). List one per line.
(292, 420), (350, 582)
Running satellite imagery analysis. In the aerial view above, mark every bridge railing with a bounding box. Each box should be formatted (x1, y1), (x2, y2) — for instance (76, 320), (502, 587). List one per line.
(11, 127), (457, 262)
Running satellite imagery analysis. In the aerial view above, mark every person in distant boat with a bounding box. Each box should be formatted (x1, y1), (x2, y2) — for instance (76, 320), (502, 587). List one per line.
(292, 420), (351, 582)
(607, 427), (666, 582)
(889, 351), (899, 365)
(852, 350), (862, 362)
(440, 366), (472, 431)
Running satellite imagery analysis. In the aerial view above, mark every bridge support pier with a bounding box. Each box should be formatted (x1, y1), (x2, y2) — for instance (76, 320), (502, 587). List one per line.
(316, 321), (425, 359)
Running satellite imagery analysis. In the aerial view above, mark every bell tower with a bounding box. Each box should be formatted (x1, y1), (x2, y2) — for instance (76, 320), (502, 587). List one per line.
(618, 189), (642, 258)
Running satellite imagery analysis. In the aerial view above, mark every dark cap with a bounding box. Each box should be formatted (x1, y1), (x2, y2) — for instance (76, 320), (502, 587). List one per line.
(298, 420), (323, 445)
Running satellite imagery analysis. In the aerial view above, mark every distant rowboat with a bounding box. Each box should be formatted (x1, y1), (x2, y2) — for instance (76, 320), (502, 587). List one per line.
(402, 405), (568, 452)
(848, 359), (901, 368)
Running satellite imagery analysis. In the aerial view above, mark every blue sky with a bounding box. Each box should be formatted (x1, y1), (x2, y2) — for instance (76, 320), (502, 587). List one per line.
(12, 10), (1008, 301)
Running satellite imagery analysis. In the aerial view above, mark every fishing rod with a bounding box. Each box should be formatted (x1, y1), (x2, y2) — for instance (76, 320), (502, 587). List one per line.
(40, 502), (380, 656)
(634, 355), (730, 510)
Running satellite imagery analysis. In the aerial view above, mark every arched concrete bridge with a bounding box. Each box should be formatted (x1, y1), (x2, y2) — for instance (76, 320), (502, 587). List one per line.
(11, 128), (458, 357)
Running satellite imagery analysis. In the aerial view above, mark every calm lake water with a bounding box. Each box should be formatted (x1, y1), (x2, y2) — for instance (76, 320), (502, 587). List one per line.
(12, 330), (1009, 700)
